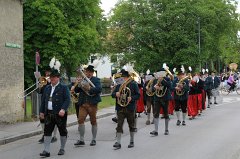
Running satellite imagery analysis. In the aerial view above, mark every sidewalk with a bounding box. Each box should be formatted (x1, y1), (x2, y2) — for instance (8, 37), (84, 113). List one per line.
(0, 106), (115, 146)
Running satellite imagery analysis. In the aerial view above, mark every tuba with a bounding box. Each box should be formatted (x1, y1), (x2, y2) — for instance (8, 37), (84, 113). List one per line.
(176, 74), (192, 96)
(76, 66), (96, 96)
(146, 78), (155, 96)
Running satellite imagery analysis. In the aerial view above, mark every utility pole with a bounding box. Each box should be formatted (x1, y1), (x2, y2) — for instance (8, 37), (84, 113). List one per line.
(198, 17), (201, 70)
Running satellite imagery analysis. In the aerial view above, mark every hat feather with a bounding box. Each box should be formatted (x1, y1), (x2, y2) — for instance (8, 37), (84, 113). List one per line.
(163, 63), (167, 69)
(54, 60), (61, 72)
(189, 66), (192, 72)
(173, 68), (176, 73)
(181, 65), (185, 73)
(146, 69), (150, 75)
(49, 57), (55, 68)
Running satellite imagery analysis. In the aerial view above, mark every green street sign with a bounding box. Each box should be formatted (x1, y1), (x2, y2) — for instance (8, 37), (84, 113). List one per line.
(5, 42), (21, 49)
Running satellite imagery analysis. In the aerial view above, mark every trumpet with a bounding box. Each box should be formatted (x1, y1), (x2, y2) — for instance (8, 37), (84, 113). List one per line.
(18, 76), (49, 99)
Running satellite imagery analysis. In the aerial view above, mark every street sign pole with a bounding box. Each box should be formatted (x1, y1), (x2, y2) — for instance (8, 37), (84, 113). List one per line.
(36, 51), (40, 116)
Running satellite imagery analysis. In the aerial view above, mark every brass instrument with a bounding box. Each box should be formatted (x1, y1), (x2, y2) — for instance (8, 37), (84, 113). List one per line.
(175, 74), (192, 96)
(130, 70), (141, 84)
(117, 77), (133, 107)
(146, 78), (155, 96)
(229, 63), (238, 71)
(71, 81), (79, 103)
(165, 67), (174, 81)
(76, 66), (96, 96)
(17, 76), (49, 99)
(117, 70), (140, 107)
(155, 77), (167, 97)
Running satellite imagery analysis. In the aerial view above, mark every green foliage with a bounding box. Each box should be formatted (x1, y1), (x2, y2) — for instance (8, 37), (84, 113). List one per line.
(106, 0), (240, 72)
(23, 0), (106, 87)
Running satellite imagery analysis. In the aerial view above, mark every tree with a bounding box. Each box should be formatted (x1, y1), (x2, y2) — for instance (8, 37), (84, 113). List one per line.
(106, 0), (239, 73)
(23, 0), (106, 86)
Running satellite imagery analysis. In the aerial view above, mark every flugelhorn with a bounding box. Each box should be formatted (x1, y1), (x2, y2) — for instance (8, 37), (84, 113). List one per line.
(17, 76), (49, 99)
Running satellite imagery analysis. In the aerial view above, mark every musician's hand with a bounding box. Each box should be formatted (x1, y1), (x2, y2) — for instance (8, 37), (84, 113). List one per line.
(178, 84), (183, 89)
(70, 86), (75, 93)
(159, 77), (164, 80)
(39, 113), (44, 120)
(59, 109), (65, 117)
(128, 97), (132, 103)
(154, 85), (160, 90)
(175, 87), (181, 91)
(116, 92), (120, 98)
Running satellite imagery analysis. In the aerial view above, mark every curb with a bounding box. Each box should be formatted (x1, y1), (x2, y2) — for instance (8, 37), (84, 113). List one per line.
(0, 112), (114, 146)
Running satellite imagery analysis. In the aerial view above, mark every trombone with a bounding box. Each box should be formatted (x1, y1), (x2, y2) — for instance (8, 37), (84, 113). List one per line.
(17, 76), (49, 99)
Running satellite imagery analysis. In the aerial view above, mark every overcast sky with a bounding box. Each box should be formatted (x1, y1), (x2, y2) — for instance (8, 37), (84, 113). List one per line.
(100, 0), (118, 15)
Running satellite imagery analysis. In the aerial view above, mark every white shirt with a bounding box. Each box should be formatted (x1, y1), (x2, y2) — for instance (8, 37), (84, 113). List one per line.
(48, 82), (60, 110)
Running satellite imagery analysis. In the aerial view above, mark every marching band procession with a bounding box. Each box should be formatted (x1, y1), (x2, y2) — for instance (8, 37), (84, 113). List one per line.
(37, 57), (239, 157)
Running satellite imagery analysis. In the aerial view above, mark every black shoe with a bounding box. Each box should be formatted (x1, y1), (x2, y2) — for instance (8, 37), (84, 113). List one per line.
(164, 130), (169, 135)
(146, 120), (150, 125)
(57, 149), (65, 155)
(113, 142), (121, 149)
(112, 117), (118, 123)
(150, 131), (158, 136)
(210, 102), (212, 105)
(182, 121), (186, 126)
(128, 142), (134, 148)
(74, 140), (85, 146)
(38, 135), (44, 143)
(40, 151), (50, 157)
(176, 120), (181, 126)
(90, 140), (96, 146)
(51, 137), (57, 143)
(214, 102), (218, 104)
(151, 120), (154, 124)
(207, 105), (210, 108)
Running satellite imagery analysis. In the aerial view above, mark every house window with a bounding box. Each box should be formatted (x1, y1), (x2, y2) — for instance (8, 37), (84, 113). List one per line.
(90, 56), (97, 63)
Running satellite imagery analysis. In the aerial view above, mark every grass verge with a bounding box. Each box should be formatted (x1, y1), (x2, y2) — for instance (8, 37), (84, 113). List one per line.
(25, 95), (115, 119)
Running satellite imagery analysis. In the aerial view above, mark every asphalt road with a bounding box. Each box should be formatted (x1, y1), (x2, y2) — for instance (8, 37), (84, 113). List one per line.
(1, 95), (240, 159)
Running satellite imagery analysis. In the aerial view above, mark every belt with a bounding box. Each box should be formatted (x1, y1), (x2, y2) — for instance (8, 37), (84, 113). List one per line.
(47, 110), (54, 114)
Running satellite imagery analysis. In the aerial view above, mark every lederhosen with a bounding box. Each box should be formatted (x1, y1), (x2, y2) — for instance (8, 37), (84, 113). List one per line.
(152, 77), (171, 119)
(112, 81), (140, 133)
(173, 78), (189, 114)
(41, 84), (70, 137)
(143, 80), (154, 115)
